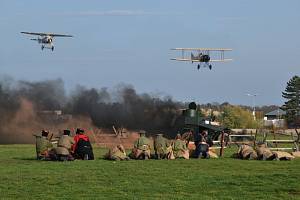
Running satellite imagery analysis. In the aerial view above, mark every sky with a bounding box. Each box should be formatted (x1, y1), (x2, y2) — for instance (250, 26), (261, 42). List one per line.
(0, 0), (300, 106)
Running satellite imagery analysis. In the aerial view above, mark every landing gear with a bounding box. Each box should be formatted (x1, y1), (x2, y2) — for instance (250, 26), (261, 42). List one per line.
(41, 45), (44, 50)
(197, 64), (200, 70)
(209, 64), (212, 70)
(51, 46), (54, 51)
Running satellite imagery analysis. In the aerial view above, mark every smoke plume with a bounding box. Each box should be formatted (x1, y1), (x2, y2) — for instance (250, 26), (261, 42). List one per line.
(0, 77), (183, 143)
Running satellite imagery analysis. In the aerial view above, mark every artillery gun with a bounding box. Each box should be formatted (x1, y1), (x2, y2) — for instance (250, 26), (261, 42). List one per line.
(174, 102), (228, 144)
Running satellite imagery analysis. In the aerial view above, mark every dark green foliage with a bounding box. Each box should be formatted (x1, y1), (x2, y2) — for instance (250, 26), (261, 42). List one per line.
(282, 76), (300, 127)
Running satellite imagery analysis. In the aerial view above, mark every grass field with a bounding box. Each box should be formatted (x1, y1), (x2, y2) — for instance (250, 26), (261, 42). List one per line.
(0, 144), (299, 200)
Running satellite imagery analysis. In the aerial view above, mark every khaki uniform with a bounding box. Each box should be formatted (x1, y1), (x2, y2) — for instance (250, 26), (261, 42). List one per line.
(131, 136), (151, 159)
(172, 139), (189, 159)
(55, 135), (74, 155)
(272, 151), (295, 160)
(58, 135), (74, 149)
(35, 136), (53, 160)
(256, 144), (275, 160)
(291, 151), (300, 158)
(105, 145), (129, 161)
(54, 135), (75, 161)
(154, 134), (171, 159)
(237, 145), (257, 160)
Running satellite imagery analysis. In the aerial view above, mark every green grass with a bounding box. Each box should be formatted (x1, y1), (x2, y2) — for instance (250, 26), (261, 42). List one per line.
(0, 145), (300, 199)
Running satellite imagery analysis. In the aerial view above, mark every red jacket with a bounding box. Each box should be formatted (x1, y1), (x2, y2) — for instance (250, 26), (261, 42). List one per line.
(72, 134), (90, 152)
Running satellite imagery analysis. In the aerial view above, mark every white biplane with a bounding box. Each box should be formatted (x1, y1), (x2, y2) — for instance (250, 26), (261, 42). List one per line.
(171, 48), (232, 70)
(21, 31), (73, 51)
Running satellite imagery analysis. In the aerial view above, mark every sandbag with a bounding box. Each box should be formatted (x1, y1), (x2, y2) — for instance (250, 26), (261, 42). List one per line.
(291, 151), (300, 158)
(272, 151), (295, 161)
(208, 150), (218, 158)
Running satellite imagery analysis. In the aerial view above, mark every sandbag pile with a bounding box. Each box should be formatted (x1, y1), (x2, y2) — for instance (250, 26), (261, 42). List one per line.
(234, 144), (296, 161)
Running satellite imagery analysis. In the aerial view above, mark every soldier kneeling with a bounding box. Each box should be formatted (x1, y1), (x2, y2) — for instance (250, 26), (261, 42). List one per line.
(54, 130), (75, 161)
(194, 131), (210, 159)
(35, 130), (55, 161)
(104, 144), (130, 161)
(130, 130), (151, 160)
(73, 128), (94, 160)
(154, 133), (172, 159)
(172, 134), (189, 159)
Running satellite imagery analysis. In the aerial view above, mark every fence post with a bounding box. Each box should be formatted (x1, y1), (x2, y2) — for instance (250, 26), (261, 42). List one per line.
(219, 131), (225, 157)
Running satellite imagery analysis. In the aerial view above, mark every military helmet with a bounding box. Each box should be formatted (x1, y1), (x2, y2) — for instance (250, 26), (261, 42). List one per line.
(41, 130), (49, 137)
(76, 128), (84, 134)
(139, 130), (146, 136)
(63, 129), (71, 136)
(175, 133), (182, 140)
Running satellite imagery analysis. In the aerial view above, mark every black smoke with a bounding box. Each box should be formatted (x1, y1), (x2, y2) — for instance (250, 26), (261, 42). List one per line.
(0, 77), (183, 143)
(65, 84), (182, 132)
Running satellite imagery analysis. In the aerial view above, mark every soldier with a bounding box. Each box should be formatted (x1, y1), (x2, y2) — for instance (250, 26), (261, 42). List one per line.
(130, 130), (151, 160)
(236, 144), (258, 160)
(73, 128), (94, 160)
(194, 130), (210, 159)
(256, 143), (276, 160)
(104, 144), (130, 161)
(54, 129), (75, 161)
(272, 151), (295, 160)
(154, 133), (171, 159)
(35, 130), (54, 160)
(172, 134), (189, 159)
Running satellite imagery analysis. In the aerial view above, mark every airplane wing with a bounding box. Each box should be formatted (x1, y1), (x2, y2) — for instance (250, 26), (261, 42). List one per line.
(170, 58), (192, 61)
(171, 48), (232, 51)
(21, 32), (73, 37)
(21, 32), (48, 36)
(210, 59), (233, 62)
(48, 33), (73, 37)
(171, 58), (233, 62)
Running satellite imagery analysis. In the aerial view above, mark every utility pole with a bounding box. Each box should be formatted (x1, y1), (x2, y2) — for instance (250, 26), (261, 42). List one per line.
(246, 93), (258, 121)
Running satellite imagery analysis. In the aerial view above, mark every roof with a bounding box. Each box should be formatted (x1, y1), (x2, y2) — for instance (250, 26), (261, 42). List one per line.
(265, 109), (286, 116)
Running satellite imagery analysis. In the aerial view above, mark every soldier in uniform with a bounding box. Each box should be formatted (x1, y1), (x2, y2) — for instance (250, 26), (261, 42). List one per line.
(154, 133), (171, 159)
(172, 134), (189, 159)
(104, 144), (130, 161)
(255, 143), (276, 160)
(237, 144), (258, 160)
(194, 130), (210, 159)
(54, 129), (75, 161)
(130, 130), (151, 160)
(35, 130), (54, 160)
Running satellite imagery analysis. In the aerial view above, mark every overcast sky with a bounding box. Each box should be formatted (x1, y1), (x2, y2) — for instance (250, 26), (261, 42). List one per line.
(1, 0), (299, 106)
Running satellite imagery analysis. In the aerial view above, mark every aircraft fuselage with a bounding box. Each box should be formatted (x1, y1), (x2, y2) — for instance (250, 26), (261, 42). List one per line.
(38, 36), (53, 44)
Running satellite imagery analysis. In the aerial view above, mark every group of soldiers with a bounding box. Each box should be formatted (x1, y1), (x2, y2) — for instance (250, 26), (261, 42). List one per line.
(105, 130), (213, 161)
(35, 128), (94, 161)
(235, 143), (296, 161)
(36, 128), (298, 161)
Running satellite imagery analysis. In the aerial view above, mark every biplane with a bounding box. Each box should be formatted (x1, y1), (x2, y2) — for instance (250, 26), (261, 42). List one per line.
(171, 48), (232, 70)
(21, 31), (73, 51)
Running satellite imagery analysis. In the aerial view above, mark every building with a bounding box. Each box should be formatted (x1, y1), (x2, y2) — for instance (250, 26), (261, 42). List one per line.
(264, 109), (286, 128)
